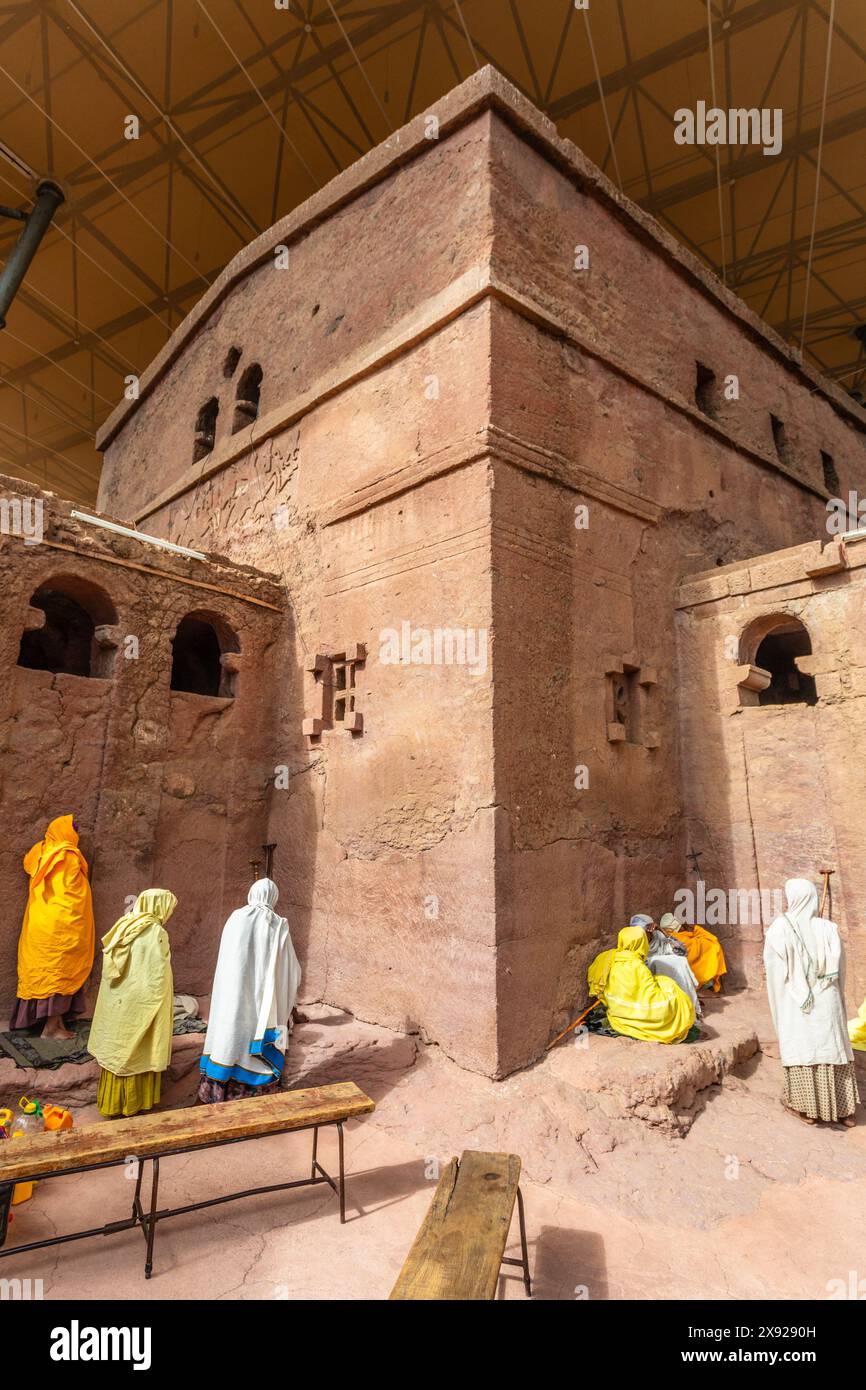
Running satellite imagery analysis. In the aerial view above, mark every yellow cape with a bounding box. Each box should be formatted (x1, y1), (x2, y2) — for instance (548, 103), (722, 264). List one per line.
(587, 926), (695, 1044)
(672, 924), (727, 991)
(17, 814), (95, 1000)
(87, 889), (176, 1078)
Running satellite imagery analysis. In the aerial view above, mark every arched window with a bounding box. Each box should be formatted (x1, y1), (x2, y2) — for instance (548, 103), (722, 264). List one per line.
(17, 576), (117, 678)
(740, 615), (817, 707)
(170, 610), (239, 698)
(193, 397), (219, 463)
(232, 363), (262, 433)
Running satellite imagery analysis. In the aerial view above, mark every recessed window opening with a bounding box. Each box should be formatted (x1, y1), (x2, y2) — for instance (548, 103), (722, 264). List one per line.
(821, 450), (840, 495)
(223, 346), (242, 378)
(770, 413), (791, 467)
(170, 611), (239, 697)
(17, 577), (117, 678)
(754, 622), (817, 706)
(193, 397), (219, 463)
(695, 361), (717, 416)
(232, 363), (262, 434)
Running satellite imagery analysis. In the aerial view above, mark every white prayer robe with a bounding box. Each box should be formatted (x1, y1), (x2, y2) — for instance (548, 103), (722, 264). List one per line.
(763, 879), (852, 1068)
(200, 879), (301, 1087)
(646, 931), (701, 1017)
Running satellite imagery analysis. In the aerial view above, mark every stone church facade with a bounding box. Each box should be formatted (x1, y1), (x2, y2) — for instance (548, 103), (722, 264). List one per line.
(2, 69), (864, 1078)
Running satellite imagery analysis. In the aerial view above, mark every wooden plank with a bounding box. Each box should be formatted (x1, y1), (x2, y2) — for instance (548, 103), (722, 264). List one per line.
(0, 1083), (374, 1181)
(389, 1150), (521, 1301)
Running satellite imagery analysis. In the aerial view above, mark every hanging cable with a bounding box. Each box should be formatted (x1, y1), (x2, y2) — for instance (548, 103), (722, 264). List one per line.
(324, 0), (393, 132)
(705, 0), (727, 283)
(799, 0), (836, 356)
(193, 1), (320, 189)
(583, 6), (622, 191)
(0, 60), (212, 289)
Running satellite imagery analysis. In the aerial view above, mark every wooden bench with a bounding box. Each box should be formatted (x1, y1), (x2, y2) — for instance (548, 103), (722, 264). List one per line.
(0, 1081), (374, 1279)
(390, 1150), (531, 1300)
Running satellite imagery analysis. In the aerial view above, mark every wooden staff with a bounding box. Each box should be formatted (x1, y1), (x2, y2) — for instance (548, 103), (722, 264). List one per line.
(546, 998), (600, 1051)
(819, 867), (834, 916)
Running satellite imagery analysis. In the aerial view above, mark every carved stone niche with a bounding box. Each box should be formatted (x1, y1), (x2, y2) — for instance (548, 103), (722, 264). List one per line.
(23, 605), (46, 632)
(603, 654), (660, 749)
(735, 663), (772, 709)
(94, 623), (122, 650)
(303, 643), (366, 742)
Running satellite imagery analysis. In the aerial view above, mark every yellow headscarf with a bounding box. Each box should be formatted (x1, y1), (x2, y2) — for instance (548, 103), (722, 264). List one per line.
(589, 925), (648, 995)
(17, 814), (95, 1000)
(88, 890), (177, 1078)
(100, 889), (177, 982)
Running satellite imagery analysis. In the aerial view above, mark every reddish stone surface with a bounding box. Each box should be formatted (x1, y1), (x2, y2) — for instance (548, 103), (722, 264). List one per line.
(4, 68), (860, 1078)
(0, 479), (282, 1011)
(676, 534), (866, 1002)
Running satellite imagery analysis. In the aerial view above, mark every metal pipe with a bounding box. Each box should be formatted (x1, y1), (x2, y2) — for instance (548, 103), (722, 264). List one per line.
(0, 180), (64, 329)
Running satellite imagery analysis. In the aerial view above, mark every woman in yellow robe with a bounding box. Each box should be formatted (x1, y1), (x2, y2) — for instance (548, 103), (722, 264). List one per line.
(661, 913), (727, 992)
(88, 889), (177, 1118)
(13, 814), (95, 1039)
(587, 925), (695, 1044)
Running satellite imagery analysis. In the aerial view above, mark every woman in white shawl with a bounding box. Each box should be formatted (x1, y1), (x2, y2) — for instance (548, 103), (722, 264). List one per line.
(630, 913), (702, 1019)
(764, 877), (857, 1127)
(197, 879), (301, 1104)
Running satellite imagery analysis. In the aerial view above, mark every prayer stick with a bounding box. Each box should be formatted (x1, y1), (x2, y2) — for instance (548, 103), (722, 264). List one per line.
(546, 998), (599, 1051)
(819, 867), (834, 917)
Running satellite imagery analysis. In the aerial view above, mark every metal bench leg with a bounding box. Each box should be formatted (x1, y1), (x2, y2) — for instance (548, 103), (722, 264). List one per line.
(0, 1184), (12, 1249)
(311, 1125), (319, 1180)
(144, 1158), (160, 1279)
(132, 1157), (144, 1221)
(337, 1122), (346, 1224)
(516, 1187), (531, 1297)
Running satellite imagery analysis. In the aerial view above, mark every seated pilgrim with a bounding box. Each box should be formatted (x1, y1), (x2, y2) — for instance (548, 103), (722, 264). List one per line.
(587, 925), (695, 1044)
(849, 1000), (866, 1051)
(630, 912), (701, 1018)
(13, 815), (95, 1040)
(88, 889), (177, 1118)
(198, 878), (301, 1104)
(661, 912), (727, 994)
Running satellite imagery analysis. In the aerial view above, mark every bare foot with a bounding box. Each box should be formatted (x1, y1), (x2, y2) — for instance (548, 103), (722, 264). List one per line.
(781, 1100), (816, 1125)
(42, 1018), (75, 1041)
(842, 1115), (857, 1128)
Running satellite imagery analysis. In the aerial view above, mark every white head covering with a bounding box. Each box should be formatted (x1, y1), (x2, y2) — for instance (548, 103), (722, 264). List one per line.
(629, 913), (653, 930)
(773, 877), (841, 1013)
(200, 878), (301, 1084)
(248, 878), (279, 910)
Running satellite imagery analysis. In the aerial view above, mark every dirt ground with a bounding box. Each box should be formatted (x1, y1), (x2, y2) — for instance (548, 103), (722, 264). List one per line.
(4, 990), (865, 1301)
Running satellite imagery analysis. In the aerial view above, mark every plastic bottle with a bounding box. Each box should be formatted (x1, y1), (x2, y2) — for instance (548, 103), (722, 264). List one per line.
(8, 1097), (46, 1204)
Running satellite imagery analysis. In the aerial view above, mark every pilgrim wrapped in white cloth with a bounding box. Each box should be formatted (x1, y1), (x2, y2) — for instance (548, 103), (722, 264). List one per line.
(630, 913), (702, 1018)
(197, 879), (301, 1104)
(763, 877), (858, 1125)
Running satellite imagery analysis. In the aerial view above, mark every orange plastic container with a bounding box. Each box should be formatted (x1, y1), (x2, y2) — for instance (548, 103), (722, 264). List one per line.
(42, 1104), (73, 1132)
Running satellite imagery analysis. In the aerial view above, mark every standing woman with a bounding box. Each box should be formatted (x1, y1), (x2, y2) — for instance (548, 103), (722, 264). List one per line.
(764, 878), (857, 1127)
(198, 879), (301, 1104)
(12, 814), (95, 1039)
(88, 889), (177, 1118)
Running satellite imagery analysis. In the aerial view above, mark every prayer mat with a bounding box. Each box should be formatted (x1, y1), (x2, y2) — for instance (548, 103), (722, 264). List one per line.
(0, 1010), (207, 1070)
(583, 1007), (702, 1045)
